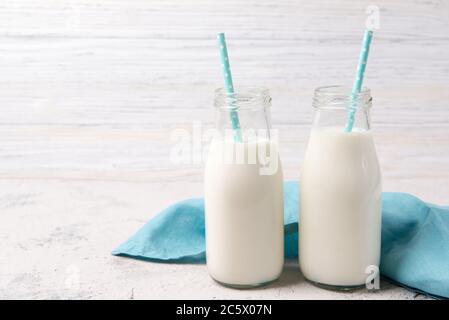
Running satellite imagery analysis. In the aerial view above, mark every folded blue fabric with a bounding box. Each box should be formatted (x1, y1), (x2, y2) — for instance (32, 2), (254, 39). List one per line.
(112, 181), (449, 299)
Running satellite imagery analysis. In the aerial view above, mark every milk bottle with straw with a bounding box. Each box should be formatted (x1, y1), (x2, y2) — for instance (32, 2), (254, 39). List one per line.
(204, 33), (284, 288)
(299, 30), (382, 289)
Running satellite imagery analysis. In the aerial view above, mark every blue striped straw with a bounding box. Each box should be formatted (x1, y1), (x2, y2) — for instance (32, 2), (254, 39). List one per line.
(345, 30), (374, 132)
(217, 33), (242, 142)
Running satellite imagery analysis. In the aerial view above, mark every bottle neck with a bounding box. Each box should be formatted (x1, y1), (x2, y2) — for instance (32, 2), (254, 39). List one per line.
(214, 87), (272, 141)
(312, 85), (372, 131)
(312, 108), (371, 131)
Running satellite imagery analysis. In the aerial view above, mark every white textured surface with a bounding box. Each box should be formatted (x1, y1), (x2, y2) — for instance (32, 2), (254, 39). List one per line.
(1, 0), (448, 299)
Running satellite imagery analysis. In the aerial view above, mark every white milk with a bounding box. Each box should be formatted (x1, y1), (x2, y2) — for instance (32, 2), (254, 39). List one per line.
(299, 127), (381, 287)
(204, 139), (284, 287)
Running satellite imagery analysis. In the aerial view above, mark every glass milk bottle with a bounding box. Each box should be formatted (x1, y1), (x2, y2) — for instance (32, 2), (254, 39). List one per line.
(299, 86), (382, 289)
(204, 87), (284, 288)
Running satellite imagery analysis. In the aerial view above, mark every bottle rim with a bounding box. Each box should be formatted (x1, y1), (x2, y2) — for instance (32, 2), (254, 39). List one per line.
(313, 85), (372, 110)
(214, 86), (271, 110)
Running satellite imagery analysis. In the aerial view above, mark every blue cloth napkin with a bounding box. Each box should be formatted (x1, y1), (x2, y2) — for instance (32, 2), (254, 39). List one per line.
(112, 181), (449, 299)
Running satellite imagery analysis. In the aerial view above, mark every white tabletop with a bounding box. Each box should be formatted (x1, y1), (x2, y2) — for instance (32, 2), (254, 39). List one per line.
(0, 0), (448, 299)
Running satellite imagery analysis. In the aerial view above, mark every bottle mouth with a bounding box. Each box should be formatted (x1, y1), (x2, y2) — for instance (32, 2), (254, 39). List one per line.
(313, 85), (372, 109)
(214, 86), (271, 110)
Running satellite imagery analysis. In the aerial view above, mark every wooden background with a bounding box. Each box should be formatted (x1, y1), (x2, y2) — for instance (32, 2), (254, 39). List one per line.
(0, 0), (448, 299)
